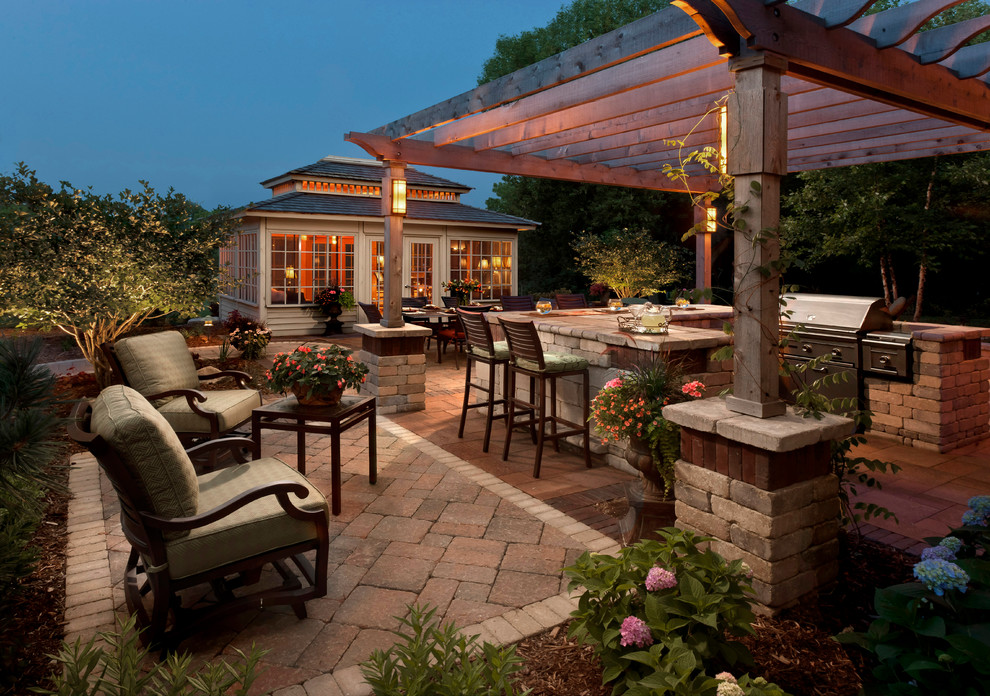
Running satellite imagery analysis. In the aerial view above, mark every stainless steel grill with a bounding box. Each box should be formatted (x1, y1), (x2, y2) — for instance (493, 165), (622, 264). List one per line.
(779, 293), (912, 406)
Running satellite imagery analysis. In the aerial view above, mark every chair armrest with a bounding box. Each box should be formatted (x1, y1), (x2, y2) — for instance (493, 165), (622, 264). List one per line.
(141, 480), (326, 532)
(185, 436), (256, 467)
(199, 370), (254, 389)
(146, 388), (216, 419)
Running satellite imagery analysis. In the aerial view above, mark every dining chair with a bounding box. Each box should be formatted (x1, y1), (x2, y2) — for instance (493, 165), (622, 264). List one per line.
(499, 295), (536, 311)
(555, 293), (588, 309)
(441, 296), (461, 308)
(359, 302), (383, 323)
(456, 309), (510, 452)
(402, 296), (427, 308)
(497, 317), (591, 477)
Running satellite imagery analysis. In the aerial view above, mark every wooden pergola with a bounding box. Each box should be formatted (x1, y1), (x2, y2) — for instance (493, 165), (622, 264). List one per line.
(347, 0), (990, 419)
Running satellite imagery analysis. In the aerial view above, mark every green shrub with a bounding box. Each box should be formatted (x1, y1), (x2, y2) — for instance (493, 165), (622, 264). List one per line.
(359, 604), (527, 696)
(564, 528), (791, 696)
(835, 495), (990, 696)
(35, 614), (266, 696)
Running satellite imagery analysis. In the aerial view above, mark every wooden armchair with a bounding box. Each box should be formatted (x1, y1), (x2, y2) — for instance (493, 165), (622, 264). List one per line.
(102, 331), (261, 448)
(68, 386), (329, 652)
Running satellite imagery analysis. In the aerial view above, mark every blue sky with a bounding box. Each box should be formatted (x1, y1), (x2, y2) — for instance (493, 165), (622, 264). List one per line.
(1, 1), (566, 209)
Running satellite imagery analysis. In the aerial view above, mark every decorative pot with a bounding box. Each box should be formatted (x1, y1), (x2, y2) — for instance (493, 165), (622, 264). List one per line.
(291, 382), (344, 407)
(322, 300), (344, 336)
(619, 436), (676, 545)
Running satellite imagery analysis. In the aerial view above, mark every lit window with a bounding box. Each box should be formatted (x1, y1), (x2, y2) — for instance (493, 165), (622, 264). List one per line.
(448, 239), (512, 300)
(270, 234), (354, 305)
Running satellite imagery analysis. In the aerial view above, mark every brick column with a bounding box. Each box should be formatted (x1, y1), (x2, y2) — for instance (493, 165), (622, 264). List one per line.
(354, 323), (432, 414)
(664, 398), (854, 613)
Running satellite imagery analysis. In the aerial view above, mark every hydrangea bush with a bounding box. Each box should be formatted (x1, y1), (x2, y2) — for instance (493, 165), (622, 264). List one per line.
(835, 495), (990, 695)
(564, 528), (791, 696)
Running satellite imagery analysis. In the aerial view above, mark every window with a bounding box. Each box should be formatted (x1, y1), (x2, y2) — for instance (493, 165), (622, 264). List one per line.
(371, 240), (385, 308)
(448, 239), (512, 299)
(270, 234), (354, 305)
(220, 231), (258, 304)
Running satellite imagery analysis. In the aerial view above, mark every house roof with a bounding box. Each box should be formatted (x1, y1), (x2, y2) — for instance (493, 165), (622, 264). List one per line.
(260, 156), (471, 191)
(345, 1), (990, 193)
(243, 191), (537, 228)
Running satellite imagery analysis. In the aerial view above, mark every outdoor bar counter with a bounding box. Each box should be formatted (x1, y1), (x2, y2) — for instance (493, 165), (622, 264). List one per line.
(485, 305), (735, 469)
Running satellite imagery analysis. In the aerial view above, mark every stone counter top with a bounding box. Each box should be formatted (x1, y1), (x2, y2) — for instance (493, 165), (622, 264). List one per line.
(488, 308), (732, 353)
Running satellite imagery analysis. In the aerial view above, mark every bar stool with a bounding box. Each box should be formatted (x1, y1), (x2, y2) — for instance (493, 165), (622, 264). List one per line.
(456, 308), (509, 452)
(497, 317), (591, 478)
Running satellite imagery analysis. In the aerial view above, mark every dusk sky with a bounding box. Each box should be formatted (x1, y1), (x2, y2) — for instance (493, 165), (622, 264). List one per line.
(1, 1), (567, 210)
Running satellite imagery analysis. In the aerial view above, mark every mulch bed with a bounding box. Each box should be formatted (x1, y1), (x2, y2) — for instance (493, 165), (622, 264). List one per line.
(5, 329), (917, 694)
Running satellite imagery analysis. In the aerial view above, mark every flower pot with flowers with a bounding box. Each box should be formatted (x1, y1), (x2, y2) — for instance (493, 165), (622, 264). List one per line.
(266, 344), (369, 407)
(223, 310), (273, 360)
(590, 357), (705, 542)
(314, 285), (356, 336)
(441, 278), (482, 304)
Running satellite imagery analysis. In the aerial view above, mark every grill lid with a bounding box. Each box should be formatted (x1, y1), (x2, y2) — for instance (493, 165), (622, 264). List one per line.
(780, 293), (893, 333)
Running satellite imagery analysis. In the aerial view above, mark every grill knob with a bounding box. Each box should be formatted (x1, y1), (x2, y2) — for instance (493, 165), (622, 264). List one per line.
(801, 343), (812, 353)
(831, 348), (842, 359)
(879, 355), (891, 367)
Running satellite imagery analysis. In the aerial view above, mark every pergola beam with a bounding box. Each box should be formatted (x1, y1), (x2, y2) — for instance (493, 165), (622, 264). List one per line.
(345, 131), (714, 193)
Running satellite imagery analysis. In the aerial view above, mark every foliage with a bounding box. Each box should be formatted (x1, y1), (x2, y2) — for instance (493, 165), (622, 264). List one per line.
(266, 344), (368, 399)
(574, 228), (691, 299)
(358, 603), (527, 696)
(590, 357), (704, 498)
(223, 310), (271, 360)
(35, 613), (266, 696)
(441, 278), (483, 297)
(314, 285), (356, 311)
(565, 528), (791, 696)
(830, 419), (902, 528)
(0, 164), (239, 387)
(0, 337), (64, 504)
(835, 496), (990, 696)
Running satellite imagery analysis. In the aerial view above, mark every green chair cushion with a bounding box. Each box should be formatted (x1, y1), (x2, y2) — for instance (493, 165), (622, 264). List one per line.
(90, 385), (199, 538)
(516, 352), (589, 373)
(157, 389), (263, 434)
(165, 457), (329, 579)
(469, 340), (510, 361)
(114, 332), (200, 404)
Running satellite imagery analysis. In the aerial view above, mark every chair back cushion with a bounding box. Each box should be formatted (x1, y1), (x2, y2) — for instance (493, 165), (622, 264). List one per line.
(91, 385), (199, 533)
(113, 331), (200, 400)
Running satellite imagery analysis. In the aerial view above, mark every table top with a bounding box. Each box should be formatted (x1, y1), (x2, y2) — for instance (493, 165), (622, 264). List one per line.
(254, 393), (375, 419)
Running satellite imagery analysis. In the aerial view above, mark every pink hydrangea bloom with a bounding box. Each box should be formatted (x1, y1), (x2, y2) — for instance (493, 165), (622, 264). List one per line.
(645, 566), (677, 591)
(619, 616), (653, 648)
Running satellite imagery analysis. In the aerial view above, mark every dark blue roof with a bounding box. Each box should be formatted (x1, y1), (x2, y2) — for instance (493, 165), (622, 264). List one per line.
(243, 192), (537, 227)
(261, 158), (468, 190)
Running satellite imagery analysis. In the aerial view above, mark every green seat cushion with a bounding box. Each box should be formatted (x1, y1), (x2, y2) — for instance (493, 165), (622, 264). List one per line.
(469, 340), (510, 361)
(114, 331), (200, 404)
(157, 389), (262, 433)
(90, 385), (199, 538)
(516, 352), (589, 373)
(165, 457), (329, 579)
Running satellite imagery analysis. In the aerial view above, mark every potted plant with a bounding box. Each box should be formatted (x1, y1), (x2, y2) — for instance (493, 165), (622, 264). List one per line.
(441, 278), (482, 304)
(265, 344), (369, 406)
(590, 356), (705, 542)
(314, 285), (356, 335)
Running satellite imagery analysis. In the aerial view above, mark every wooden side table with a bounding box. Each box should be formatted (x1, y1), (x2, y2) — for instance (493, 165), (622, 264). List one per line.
(251, 394), (377, 515)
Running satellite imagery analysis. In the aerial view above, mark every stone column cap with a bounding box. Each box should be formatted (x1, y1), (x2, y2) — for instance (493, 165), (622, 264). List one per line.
(353, 322), (432, 339)
(663, 398), (854, 453)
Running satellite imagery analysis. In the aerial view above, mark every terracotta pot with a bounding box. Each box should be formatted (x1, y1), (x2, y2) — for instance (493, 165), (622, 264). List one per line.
(291, 382), (343, 407)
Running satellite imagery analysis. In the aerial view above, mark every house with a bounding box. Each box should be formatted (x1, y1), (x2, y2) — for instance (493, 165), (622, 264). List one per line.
(219, 156), (538, 335)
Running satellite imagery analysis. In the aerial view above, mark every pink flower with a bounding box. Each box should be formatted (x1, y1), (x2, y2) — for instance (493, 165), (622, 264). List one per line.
(604, 377), (624, 390)
(619, 616), (653, 648)
(681, 380), (706, 398)
(646, 566), (677, 591)
(298, 346), (312, 353)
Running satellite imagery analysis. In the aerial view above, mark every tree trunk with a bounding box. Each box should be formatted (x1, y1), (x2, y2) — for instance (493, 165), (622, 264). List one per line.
(879, 254), (892, 305)
(59, 310), (155, 388)
(914, 264), (928, 322)
(913, 158), (938, 321)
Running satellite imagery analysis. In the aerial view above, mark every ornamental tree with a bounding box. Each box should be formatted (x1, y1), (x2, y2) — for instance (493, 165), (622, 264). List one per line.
(573, 228), (690, 298)
(0, 164), (239, 387)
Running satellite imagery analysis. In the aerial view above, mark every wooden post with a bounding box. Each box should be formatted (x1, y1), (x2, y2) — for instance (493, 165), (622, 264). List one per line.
(724, 53), (787, 419)
(380, 161), (406, 328)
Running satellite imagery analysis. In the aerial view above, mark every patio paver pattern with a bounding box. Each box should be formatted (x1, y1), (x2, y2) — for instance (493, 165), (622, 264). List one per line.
(60, 336), (990, 695)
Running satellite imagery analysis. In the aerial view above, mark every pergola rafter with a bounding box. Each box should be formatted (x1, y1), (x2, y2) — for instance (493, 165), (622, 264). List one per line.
(347, 0), (989, 417)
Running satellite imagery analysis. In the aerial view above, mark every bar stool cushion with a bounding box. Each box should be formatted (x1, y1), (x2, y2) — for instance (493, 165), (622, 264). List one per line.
(516, 352), (589, 373)
(469, 340), (510, 361)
